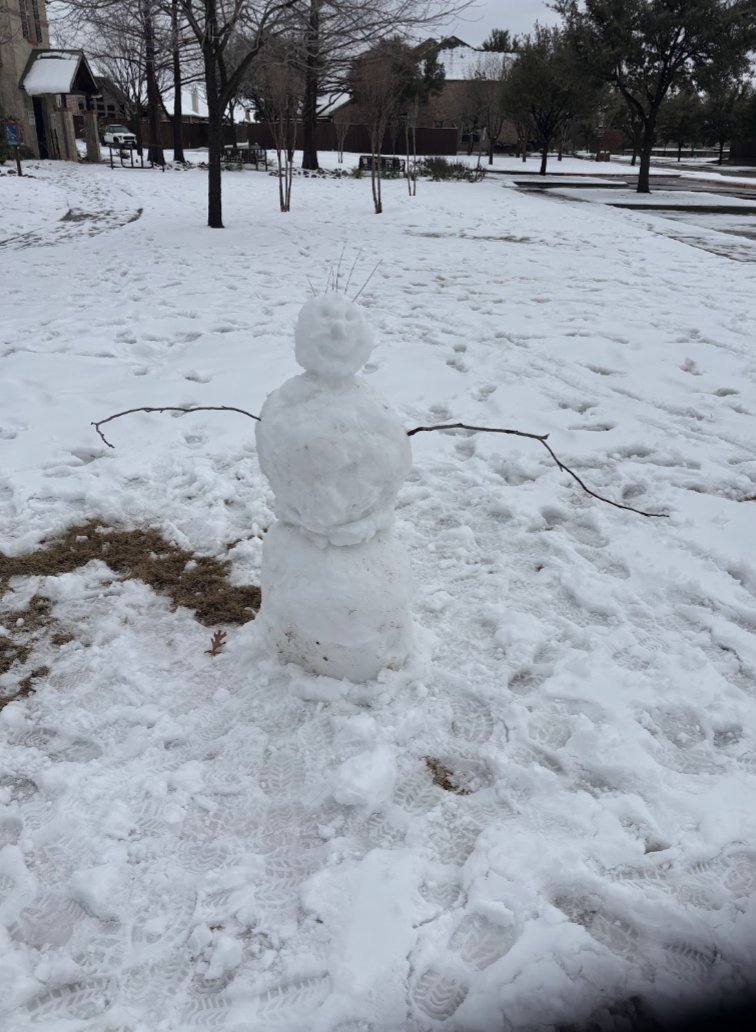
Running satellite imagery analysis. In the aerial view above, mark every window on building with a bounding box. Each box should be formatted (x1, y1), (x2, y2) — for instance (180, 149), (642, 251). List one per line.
(19, 1), (31, 39)
(30, 0), (43, 42)
(434, 121), (443, 129)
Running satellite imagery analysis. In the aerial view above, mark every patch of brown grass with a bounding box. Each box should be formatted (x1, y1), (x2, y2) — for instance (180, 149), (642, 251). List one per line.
(0, 636), (32, 678)
(0, 520), (260, 627)
(0, 521), (260, 704)
(424, 756), (471, 796)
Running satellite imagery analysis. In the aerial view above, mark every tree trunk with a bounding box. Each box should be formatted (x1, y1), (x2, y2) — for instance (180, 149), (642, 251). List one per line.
(371, 163), (382, 214)
(637, 142), (653, 193)
(133, 103), (144, 157)
(412, 122), (417, 196)
(370, 132), (382, 214)
(405, 123), (412, 195)
(522, 138), (527, 162)
(558, 136), (563, 161)
(637, 117), (656, 194)
(302, 0), (320, 170)
(143, 1), (165, 167)
(488, 135), (494, 164)
(677, 142), (682, 161)
(540, 145), (548, 175)
(205, 63), (224, 228)
(718, 141), (724, 164)
(631, 145), (637, 166)
(171, 0), (185, 163)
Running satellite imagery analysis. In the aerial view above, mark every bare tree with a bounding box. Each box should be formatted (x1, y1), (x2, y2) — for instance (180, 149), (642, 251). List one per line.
(334, 116), (350, 161)
(170, 0), (186, 161)
(349, 38), (415, 213)
(466, 51), (511, 165)
(50, 1), (185, 161)
(252, 38), (305, 210)
(400, 47), (444, 194)
(295, 0), (474, 172)
(177, 0), (302, 227)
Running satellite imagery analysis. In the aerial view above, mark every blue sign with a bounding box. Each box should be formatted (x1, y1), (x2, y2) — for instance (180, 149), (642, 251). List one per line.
(4, 123), (21, 146)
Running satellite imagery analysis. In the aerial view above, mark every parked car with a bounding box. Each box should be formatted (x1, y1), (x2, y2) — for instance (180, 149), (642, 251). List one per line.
(101, 124), (137, 148)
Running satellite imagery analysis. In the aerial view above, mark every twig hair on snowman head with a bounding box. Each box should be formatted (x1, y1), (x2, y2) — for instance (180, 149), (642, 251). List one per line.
(316, 250), (382, 302)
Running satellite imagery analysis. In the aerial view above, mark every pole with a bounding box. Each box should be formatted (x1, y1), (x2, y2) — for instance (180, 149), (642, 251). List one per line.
(14, 144), (23, 176)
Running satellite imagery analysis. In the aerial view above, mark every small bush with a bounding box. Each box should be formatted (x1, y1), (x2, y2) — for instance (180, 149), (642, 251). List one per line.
(19, 145), (35, 160)
(349, 166), (363, 178)
(418, 157), (485, 182)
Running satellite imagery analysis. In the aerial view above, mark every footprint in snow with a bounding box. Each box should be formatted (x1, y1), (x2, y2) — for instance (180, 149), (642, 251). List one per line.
(412, 914), (520, 1021)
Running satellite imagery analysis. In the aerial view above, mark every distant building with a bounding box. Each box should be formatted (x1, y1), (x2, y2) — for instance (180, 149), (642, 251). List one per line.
(0, 1), (98, 160)
(330, 37), (517, 153)
(91, 76), (131, 125)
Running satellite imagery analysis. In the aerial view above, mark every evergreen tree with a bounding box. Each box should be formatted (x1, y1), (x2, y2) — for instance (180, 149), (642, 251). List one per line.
(556, 0), (756, 193)
(657, 88), (703, 160)
(502, 24), (598, 175)
(700, 79), (751, 163)
(481, 28), (514, 52)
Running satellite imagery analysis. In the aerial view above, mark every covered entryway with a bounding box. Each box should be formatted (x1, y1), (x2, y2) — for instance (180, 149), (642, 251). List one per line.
(21, 50), (99, 162)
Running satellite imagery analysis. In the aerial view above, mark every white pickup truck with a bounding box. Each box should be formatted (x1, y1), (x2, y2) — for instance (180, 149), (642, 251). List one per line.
(102, 124), (137, 148)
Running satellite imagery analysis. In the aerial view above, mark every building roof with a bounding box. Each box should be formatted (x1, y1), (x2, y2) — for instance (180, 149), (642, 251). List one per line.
(162, 86), (210, 120)
(22, 50), (98, 96)
(437, 45), (491, 81)
(318, 92), (349, 118)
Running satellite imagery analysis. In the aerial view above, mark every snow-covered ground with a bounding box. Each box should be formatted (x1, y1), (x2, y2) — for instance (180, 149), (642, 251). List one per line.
(1, 157), (756, 1032)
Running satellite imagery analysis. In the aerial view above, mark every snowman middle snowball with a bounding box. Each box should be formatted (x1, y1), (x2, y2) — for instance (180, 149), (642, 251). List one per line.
(255, 294), (413, 681)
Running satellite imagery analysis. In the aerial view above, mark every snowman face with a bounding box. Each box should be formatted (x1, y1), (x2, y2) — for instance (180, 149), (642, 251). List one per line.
(294, 294), (374, 379)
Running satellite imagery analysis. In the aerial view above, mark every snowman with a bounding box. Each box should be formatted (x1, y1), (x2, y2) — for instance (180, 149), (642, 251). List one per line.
(255, 293), (413, 682)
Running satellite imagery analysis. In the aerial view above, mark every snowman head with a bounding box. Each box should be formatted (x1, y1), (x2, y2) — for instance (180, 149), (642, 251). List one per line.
(295, 294), (373, 380)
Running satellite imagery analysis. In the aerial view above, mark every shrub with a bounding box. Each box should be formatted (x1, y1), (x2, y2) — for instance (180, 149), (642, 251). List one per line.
(418, 157), (486, 182)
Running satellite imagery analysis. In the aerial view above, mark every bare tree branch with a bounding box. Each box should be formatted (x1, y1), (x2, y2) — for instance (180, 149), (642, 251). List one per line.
(91, 406), (666, 518)
(406, 423), (669, 518)
(92, 405), (260, 448)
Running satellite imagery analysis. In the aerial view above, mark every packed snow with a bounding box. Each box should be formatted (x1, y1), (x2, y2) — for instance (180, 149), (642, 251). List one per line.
(1, 155), (756, 1032)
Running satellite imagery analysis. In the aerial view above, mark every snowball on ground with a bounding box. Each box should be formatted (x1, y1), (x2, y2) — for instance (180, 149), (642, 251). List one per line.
(259, 521), (412, 681)
(255, 373), (412, 546)
(331, 743), (398, 807)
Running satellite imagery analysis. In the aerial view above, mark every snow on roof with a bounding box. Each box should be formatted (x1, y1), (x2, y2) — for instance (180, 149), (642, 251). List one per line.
(318, 92), (349, 117)
(23, 52), (83, 96)
(163, 87), (210, 119)
(437, 45), (502, 81)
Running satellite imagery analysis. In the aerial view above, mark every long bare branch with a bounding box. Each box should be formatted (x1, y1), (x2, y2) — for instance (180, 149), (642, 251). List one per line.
(406, 423), (668, 518)
(92, 405), (260, 448)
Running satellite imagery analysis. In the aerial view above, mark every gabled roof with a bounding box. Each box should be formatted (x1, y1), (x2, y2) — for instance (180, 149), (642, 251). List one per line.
(22, 50), (98, 96)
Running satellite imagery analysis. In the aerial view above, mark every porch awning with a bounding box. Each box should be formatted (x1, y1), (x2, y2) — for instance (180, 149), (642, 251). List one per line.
(22, 51), (98, 97)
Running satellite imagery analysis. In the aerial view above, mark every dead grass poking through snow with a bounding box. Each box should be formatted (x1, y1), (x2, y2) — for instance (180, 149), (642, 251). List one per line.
(0, 520), (261, 707)
(424, 756), (471, 796)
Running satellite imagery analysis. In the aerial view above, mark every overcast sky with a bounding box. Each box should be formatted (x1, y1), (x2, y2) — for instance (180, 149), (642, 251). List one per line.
(450, 0), (561, 47)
